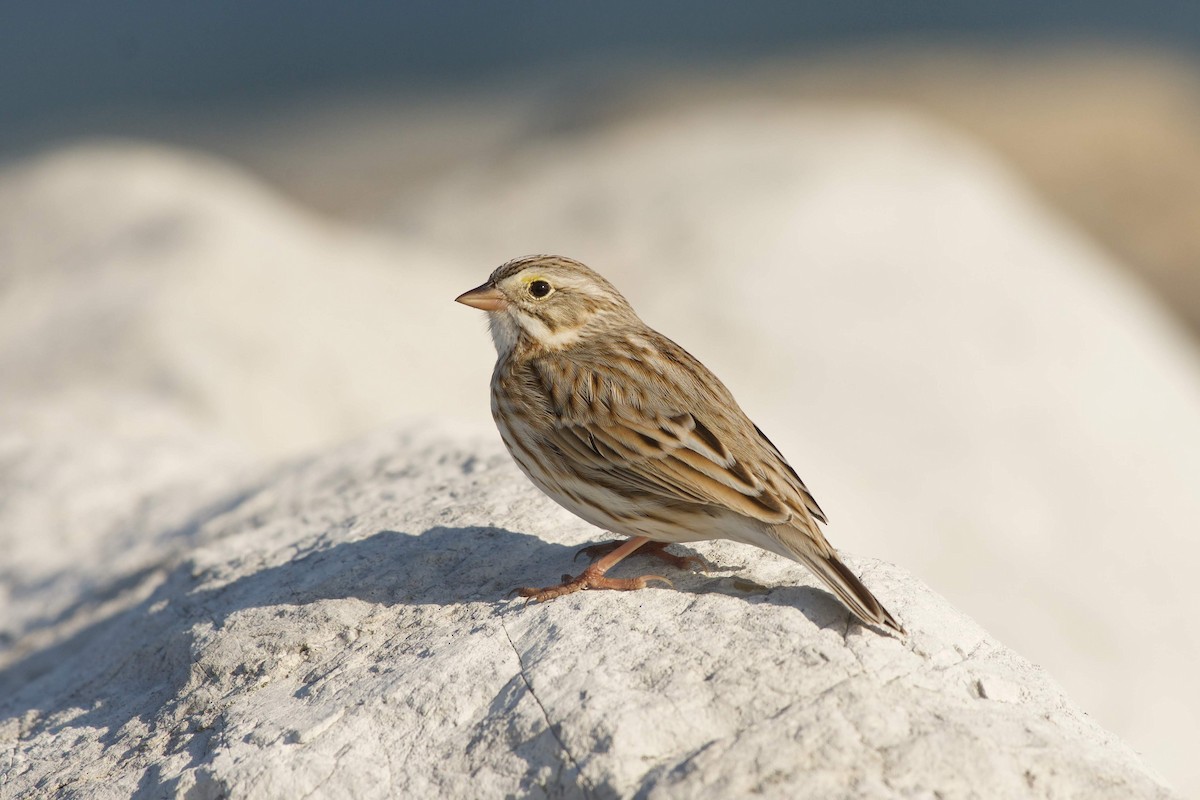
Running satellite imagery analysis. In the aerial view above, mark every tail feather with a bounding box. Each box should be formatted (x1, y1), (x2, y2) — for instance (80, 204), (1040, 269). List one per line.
(774, 529), (904, 636)
(818, 553), (905, 636)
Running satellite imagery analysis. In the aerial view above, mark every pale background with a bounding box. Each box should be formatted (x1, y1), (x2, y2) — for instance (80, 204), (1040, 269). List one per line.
(3, 4), (1199, 794)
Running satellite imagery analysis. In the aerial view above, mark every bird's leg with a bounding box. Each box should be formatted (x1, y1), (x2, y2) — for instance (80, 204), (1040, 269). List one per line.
(515, 536), (672, 602)
(574, 538), (711, 572)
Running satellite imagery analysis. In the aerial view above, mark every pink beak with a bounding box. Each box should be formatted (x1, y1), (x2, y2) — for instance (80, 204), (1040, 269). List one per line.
(455, 282), (508, 312)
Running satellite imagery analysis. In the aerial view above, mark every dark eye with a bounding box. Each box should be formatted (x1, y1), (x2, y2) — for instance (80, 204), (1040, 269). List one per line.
(528, 280), (552, 298)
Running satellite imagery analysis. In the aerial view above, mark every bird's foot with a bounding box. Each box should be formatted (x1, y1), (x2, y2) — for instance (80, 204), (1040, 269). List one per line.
(574, 539), (712, 572)
(513, 565), (672, 603)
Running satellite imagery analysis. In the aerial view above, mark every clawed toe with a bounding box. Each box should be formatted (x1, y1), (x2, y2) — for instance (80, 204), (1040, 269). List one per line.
(512, 537), (684, 604)
(511, 569), (673, 603)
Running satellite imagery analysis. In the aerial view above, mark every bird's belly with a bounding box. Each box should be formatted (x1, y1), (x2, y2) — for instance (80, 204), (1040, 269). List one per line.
(495, 426), (696, 543)
(491, 386), (773, 548)
(501, 439), (761, 547)
(543, 481), (713, 544)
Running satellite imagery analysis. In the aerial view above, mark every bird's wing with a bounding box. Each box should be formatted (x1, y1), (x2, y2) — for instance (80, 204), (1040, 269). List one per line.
(530, 351), (826, 527)
(564, 406), (796, 523)
(750, 423), (827, 524)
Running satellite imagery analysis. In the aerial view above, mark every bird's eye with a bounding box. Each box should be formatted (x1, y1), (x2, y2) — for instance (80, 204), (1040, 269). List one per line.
(528, 280), (552, 298)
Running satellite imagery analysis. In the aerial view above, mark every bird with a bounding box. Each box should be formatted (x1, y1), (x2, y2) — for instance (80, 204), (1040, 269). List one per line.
(456, 254), (903, 635)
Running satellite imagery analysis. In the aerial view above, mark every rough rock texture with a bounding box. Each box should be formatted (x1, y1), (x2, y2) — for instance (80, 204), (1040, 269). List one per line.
(0, 427), (1175, 798)
(3, 103), (1200, 793)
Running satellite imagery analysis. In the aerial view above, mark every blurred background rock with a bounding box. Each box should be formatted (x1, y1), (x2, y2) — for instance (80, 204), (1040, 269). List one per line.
(5, 3), (1200, 336)
(3, 2), (1199, 795)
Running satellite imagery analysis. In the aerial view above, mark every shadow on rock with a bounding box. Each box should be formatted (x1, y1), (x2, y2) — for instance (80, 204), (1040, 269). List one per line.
(0, 526), (568, 757)
(2, 525), (857, 796)
(517, 538), (862, 632)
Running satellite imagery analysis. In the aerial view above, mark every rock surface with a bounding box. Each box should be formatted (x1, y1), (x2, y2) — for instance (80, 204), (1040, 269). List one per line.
(0, 426), (1175, 798)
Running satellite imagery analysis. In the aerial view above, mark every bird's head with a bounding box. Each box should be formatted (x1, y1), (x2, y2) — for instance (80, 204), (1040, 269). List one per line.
(455, 255), (636, 358)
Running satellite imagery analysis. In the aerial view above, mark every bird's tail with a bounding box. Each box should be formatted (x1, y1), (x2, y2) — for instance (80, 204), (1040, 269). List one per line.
(773, 527), (905, 636)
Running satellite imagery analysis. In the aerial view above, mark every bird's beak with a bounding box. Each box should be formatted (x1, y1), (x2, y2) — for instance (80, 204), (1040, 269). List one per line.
(455, 282), (508, 312)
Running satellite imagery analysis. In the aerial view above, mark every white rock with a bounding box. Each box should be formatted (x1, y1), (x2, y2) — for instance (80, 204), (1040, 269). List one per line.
(0, 427), (1175, 798)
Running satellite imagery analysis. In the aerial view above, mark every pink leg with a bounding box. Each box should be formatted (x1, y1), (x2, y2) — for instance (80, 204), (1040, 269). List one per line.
(515, 536), (672, 602)
(574, 538), (712, 572)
